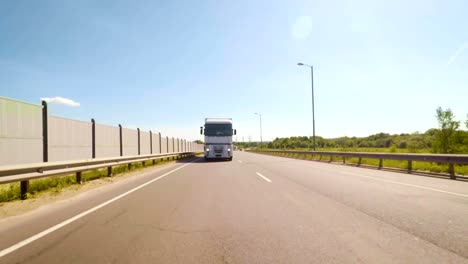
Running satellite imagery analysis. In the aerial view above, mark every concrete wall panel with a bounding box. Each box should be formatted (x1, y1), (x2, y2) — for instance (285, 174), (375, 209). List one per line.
(95, 124), (120, 158)
(122, 128), (138, 156)
(152, 133), (161, 154)
(161, 136), (168, 153)
(48, 116), (92, 162)
(0, 98), (43, 165)
(140, 131), (150, 155)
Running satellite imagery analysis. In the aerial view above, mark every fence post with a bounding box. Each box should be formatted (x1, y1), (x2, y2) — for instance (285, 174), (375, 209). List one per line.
(91, 118), (96, 159)
(408, 160), (412, 173)
(449, 163), (456, 180)
(166, 136), (169, 153)
(137, 128), (140, 155)
(379, 159), (383, 169)
(172, 137), (175, 153)
(159, 133), (162, 154)
(166, 136), (169, 160)
(119, 124), (123, 156)
(150, 130), (153, 154)
(42, 101), (48, 162)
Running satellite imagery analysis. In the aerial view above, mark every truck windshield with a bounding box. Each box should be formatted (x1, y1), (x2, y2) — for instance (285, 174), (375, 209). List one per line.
(204, 124), (232, 136)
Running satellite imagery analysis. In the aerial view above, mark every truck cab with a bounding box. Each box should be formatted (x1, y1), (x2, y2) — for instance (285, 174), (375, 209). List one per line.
(200, 118), (236, 161)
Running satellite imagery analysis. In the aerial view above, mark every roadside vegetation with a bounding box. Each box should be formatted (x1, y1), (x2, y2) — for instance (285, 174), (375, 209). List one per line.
(0, 159), (175, 203)
(237, 107), (468, 176)
(237, 107), (468, 154)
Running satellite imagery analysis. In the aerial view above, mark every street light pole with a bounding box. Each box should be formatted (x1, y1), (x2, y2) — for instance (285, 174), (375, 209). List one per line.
(254, 113), (263, 148)
(297, 63), (316, 151)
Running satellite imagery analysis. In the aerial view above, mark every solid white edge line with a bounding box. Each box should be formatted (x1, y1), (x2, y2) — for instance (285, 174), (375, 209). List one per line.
(341, 171), (468, 198)
(0, 159), (199, 258)
(256, 172), (272, 183)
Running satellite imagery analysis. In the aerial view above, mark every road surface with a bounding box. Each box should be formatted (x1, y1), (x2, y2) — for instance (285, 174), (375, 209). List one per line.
(0, 151), (467, 263)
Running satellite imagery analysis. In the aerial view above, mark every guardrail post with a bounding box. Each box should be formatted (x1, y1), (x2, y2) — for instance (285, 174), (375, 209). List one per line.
(137, 128), (141, 155)
(342, 157), (346, 164)
(449, 164), (456, 180)
(119, 124), (123, 156)
(172, 137), (175, 153)
(91, 118), (96, 159)
(408, 160), (412, 173)
(329, 156), (333, 163)
(20, 181), (29, 200)
(76, 171), (82, 184)
(108, 166), (112, 176)
(378, 159), (383, 169)
(358, 157), (362, 167)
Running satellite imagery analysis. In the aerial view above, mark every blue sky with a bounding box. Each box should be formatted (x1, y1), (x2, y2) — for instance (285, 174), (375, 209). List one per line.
(1, 0), (467, 141)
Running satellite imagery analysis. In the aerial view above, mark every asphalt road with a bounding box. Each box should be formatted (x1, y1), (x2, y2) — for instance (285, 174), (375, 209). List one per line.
(0, 151), (467, 263)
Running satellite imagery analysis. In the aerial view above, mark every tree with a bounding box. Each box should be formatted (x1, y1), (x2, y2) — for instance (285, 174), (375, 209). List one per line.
(433, 107), (460, 153)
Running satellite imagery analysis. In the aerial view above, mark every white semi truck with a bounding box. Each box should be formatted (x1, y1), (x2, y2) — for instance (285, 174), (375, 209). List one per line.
(200, 118), (236, 161)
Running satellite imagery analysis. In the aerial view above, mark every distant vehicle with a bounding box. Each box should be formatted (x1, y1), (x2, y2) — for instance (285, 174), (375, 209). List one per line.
(200, 118), (236, 161)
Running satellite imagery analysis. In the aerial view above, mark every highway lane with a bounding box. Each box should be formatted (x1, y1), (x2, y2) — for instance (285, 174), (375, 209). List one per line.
(0, 151), (467, 263)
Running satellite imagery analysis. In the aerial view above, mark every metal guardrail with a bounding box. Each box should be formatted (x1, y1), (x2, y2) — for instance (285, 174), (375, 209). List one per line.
(0, 152), (200, 199)
(249, 150), (468, 180)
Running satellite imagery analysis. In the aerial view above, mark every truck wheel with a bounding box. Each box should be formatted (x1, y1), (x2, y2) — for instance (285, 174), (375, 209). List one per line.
(229, 157), (233, 161)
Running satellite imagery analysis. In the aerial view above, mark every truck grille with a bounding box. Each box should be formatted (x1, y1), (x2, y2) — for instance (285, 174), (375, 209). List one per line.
(214, 146), (223, 154)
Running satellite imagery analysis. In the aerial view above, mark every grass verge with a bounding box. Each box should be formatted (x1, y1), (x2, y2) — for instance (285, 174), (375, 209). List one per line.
(252, 151), (468, 176)
(0, 157), (179, 203)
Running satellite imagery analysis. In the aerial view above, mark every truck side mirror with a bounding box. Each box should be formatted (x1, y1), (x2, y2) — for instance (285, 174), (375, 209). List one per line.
(200, 127), (203, 135)
(233, 129), (237, 135)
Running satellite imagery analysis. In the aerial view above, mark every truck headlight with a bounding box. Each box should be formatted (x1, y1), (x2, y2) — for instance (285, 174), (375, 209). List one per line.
(206, 148), (210, 151)
(227, 148), (231, 151)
